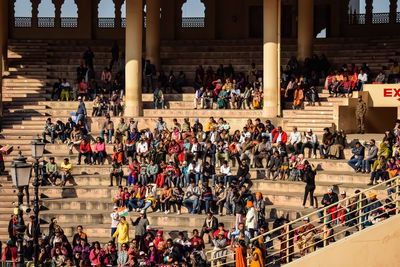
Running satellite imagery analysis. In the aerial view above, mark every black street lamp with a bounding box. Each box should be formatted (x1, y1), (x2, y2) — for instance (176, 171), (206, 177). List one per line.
(10, 151), (32, 267)
(30, 136), (45, 267)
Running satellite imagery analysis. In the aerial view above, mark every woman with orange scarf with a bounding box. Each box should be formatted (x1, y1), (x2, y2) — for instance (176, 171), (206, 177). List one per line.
(230, 239), (247, 267)
(112, 138), (124, 164)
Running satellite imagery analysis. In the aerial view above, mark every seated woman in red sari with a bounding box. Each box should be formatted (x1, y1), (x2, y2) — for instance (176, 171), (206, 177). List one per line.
(168, 139), (181, 163)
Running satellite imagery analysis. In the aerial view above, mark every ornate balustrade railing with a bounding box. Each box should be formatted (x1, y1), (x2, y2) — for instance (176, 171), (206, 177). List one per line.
(349, 12), (396, 24)
(182, 17), (205, 28)
(98, 17), (115, 28)
(14, 17), (31, 28)
(61, 17), (78, 28)
(38, 17), (55, 28)
(372, 12), (390, 24)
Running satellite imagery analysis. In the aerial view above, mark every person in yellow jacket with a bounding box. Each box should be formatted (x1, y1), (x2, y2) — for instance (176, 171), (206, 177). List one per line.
(112, 216), (129, 250)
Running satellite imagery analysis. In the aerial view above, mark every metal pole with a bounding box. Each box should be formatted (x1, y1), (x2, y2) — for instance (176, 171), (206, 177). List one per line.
(358, 193), (363, 229)
(396, 177), (399, 215)
(16, 187), (26, 267)
(286, 229), (289, 263)
(33, 158), (40, 267)
(323, 207), (327, 247)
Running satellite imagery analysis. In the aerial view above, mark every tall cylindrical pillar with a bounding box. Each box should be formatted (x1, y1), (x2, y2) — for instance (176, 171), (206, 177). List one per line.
(146, 0), (161, 69)
(263, 0), (280, 118)
(297, 0), (314, 61)
(125, 0), (143, 117)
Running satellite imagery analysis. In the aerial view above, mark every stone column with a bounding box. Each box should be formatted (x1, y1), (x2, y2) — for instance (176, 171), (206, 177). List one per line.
(390, 0), (398, 24)
(76, 0), (93, 40)
(297, 0), (314, 61)
(92, 0), (101, 39)
(125, 0), (143, 117)
(365, 0), (373, 24)
(146, 0), (161, 69)
(52, 0), (64, 28)
(31, 0), (40, 28)
(114, 0), (124, 29)
(202, 0), (216, 39)
(263, 0), (280, 118)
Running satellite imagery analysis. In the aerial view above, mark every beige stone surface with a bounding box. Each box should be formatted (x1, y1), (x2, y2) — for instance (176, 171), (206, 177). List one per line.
(287, 215), (400, 267)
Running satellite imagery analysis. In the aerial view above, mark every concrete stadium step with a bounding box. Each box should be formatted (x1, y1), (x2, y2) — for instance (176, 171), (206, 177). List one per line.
(282, 109), (334, 117)
(284, 122), (334, 129)
(2, 89), (47, 95)
(0, 185), (320, 208)
(38, 202), (317, 227)
(283, 118), (334, 124)
(251, 179), (386, 196)
(2, 97), (47, 102)
(143, 109), (263, 117)
(316, 170), (371, 185)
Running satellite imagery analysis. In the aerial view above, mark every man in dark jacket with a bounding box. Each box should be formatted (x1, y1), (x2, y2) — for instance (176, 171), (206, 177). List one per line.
(230, 159), (252, 188)
(26, 215), (40, 239)
(318, 188), (339, 223)
(266, 151), (281, 180)
(200, 212), (218, 241)
(203, 141), (216, 166)
(347, 142), (365, 172)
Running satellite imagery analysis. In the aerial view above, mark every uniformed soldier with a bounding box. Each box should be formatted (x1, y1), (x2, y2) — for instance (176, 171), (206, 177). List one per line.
(356, 96), (367, 134)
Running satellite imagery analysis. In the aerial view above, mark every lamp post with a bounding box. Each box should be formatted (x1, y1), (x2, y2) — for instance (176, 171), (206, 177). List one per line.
(30, 136), (45, 267)
(10, 151), (32, 267)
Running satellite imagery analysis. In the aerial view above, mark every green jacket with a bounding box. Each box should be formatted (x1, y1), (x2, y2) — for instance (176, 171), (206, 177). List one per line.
(116, 123), (129, 133)
(45, 163), (58, 174)
(378, 142), (391, 159)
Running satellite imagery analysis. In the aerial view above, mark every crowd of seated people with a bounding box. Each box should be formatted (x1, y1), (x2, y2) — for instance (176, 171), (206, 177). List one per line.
(189, 63), (264, 110)
(345, 120), (400, 187)
(20, 106), (400, 266)
(280, 55), (400, 110)
(50, 45), (126, 119)
(5, 181), (394, 267)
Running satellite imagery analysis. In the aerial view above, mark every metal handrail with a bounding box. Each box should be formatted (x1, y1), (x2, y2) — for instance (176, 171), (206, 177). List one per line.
(207, 175), (400, 266)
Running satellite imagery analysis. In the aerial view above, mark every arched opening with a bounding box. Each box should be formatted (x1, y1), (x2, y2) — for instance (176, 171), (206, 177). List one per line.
(61, 0), (78, 28)
(371, 0), (390, 23)
(121, 0), (126, 18)
(121, 0), (126, 27)
(316, 28), (327, 39)
(372, 0), (390, 13)
(38, 0), (55, 27)
(98, 0), (115, 28)
(14, 0), (32, 27)
(181, 0), (205, 28)
(348, 0), (361, 14)
(350, 0), (392, 24)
